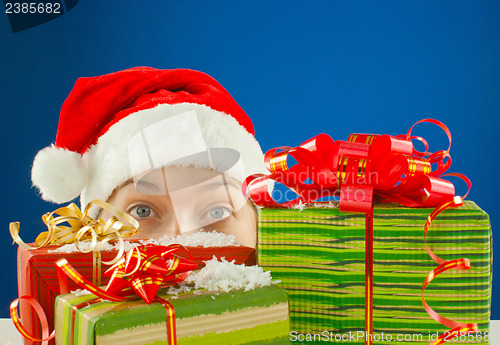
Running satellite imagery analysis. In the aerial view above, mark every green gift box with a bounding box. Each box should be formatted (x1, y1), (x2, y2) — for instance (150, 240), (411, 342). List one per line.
(258, 201), (492, 344)
(55, 285), (291, 345)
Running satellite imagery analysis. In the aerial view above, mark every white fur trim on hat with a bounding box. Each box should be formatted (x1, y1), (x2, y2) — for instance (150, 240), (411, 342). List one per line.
(31, 146), (89, 203)
(79, 103), (266, 210)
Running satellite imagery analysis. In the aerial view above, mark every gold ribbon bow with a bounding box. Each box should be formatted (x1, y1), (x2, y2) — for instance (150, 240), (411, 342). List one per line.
(10, 199), (139, 285)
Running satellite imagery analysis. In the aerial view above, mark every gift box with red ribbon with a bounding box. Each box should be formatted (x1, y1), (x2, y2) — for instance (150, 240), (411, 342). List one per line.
(49, 245), (289, 345)
(17, 244), (256, 345)
(247, 120), (492, 345)
(11, 201), (256, 345)
(258, 202), (491, 344)
(55, 284), (290, 345)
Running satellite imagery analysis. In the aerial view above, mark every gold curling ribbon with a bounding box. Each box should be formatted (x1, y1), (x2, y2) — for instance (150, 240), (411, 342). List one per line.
(9, 199), (139, 285)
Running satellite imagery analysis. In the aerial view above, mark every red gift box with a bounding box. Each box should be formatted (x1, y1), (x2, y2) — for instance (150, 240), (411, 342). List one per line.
(17, 244), (255, 345)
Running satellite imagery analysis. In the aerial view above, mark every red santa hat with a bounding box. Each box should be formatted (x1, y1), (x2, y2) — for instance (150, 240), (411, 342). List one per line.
(31, 67), (266, 209)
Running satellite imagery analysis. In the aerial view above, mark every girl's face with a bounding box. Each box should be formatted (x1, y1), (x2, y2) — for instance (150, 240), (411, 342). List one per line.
(100, 166), (257, 248)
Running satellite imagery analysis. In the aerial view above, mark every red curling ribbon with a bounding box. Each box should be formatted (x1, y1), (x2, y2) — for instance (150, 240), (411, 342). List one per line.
(244, 119), (477, 344)
(154, 296), (178, 345)
(10, 296), (55, 345)
(423, 259), (478, 345)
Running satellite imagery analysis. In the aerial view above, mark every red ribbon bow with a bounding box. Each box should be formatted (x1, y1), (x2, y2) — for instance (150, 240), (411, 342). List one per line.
(244, 119), (463, 211)
(244, 119), (477, 345)
(104, 245), (198, 303)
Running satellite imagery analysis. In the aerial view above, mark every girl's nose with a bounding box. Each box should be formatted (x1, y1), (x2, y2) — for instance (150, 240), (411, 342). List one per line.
(165, 217), (182, 237)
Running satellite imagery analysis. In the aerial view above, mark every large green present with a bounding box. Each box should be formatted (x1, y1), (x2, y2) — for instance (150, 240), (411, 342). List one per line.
(258, 201), (491, 344)
(55, 285), (290, 345)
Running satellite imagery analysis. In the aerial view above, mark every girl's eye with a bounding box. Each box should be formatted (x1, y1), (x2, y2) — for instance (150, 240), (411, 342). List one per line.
(130, 205), (155, 218)
(207, 206), (233, 220)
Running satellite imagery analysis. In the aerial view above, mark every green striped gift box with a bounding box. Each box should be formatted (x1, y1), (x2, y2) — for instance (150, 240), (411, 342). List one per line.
(258, 201), (492, 344)
(55, 285), (290, 345)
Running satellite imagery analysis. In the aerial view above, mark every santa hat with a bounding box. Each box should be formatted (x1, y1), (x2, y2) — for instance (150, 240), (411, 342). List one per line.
(31, 67), (266, 209)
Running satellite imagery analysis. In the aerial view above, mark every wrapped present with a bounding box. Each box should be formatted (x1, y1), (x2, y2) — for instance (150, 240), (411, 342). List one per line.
(258, 201), (491, 344)
(17, 243), (255, 345)
(245, 119), (491, 344)
(11, 200), (255, 345)
(55, 285), (290, 345)
(52, 246), (290, 345)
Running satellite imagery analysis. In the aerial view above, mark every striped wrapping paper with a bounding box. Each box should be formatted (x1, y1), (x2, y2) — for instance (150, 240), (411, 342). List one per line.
(258, 201), (491, 344)
(55, 285), (290, 345)
(17, 245), (255, 345)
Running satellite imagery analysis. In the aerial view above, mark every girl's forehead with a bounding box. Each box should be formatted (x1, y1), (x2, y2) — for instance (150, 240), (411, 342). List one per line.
(134, 166), (241, 195)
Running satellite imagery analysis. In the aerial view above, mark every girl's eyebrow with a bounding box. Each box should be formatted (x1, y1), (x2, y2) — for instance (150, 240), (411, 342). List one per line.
(122, 178), (164, 193)
(197, 176), (241, 193)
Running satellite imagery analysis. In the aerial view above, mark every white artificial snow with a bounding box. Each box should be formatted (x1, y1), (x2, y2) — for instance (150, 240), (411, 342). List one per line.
(49, 240), (142, 253)
(290, 201), (340, 211)
(71, 289), (92, 297)
(50, 230), (241, 253)
(165, 284), (193, 296)
(313, 201), (339, 209)
(68, 258), (277, 299)
(184, 257), (274, 292)
(292, 200), (306, 211)
(150, 230), (242, 247)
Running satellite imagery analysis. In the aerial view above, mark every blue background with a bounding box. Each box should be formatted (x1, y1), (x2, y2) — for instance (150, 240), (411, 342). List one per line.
(0, 0), (498, 320)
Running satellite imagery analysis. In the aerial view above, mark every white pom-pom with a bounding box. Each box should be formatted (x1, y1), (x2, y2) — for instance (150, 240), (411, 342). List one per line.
(31, 145), (89, 203)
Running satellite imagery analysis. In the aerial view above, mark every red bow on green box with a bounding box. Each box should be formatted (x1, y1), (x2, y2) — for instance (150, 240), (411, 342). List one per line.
(104, 245), (197, 304)
(244, 119), (464, 212)
(11, 244), (197, 345)
(243, 119), (476, 345)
